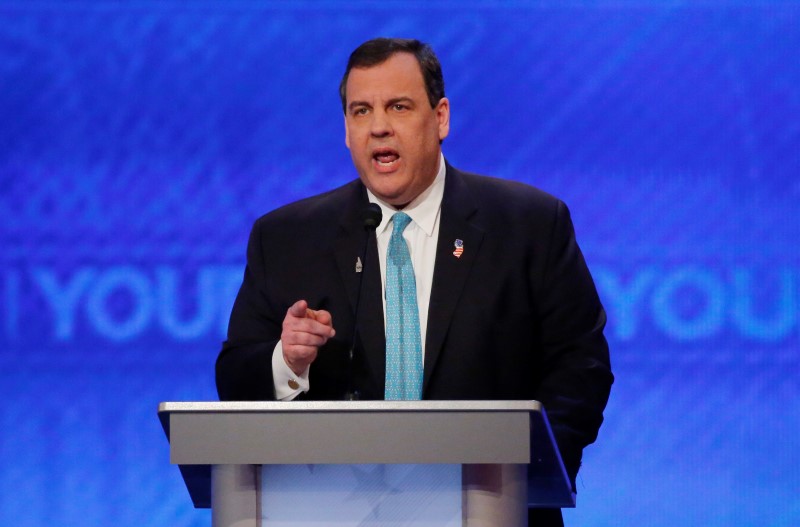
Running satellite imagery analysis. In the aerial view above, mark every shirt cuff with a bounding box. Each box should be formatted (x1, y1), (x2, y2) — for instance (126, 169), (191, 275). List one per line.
(272, 340), (310, 401)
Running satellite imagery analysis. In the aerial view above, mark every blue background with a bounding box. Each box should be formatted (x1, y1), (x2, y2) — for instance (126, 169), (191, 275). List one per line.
(1, 1), (798, 525)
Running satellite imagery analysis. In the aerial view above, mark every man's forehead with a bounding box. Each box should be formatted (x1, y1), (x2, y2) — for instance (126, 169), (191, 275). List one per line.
(345, 53), (425, 95)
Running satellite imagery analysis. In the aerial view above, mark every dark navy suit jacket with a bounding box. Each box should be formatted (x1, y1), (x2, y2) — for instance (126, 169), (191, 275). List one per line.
(216, 163), (613, 522)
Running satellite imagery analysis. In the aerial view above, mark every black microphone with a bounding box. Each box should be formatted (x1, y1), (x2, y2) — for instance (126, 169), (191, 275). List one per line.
(345, 203), (382, 400)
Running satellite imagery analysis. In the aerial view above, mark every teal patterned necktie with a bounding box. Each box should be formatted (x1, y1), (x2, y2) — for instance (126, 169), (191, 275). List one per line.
(384, 212), (423, 400)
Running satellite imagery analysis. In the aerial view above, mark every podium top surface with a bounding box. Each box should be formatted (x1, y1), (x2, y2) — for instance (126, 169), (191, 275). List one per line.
(158, 399), (542, 413)
(159, 399), (541, 418)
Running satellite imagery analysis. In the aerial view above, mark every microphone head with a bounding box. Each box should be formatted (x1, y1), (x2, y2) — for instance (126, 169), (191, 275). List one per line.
(363, 203), (383, 230)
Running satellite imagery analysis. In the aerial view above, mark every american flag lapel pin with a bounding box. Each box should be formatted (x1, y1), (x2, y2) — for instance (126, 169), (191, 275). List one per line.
(453, 239), (464, 258)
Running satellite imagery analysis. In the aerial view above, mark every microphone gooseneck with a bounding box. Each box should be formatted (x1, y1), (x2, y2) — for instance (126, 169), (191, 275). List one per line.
(345, 203), (382, 400)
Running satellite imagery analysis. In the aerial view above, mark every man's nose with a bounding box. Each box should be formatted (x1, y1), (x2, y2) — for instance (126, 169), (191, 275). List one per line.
(370, 110), (392, 137)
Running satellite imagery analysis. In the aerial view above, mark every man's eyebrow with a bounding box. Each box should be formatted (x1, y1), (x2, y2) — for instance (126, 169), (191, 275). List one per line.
(386, 97), (414, 107)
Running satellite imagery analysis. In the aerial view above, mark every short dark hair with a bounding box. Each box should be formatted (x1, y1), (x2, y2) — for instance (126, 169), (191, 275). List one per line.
(339, 38), (446, 113)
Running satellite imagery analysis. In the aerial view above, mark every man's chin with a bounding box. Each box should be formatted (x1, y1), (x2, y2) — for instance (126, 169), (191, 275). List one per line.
(368, 186), (412, 208)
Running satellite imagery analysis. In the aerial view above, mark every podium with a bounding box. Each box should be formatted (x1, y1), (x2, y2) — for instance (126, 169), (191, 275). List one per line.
(158, 400), (574, 526)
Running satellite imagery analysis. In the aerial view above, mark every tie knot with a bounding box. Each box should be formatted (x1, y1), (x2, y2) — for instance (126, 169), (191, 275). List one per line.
(391, 212), (412, 235)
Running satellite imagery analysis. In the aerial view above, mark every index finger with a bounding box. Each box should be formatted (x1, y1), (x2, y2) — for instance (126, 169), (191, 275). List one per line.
(309, 309), (332, 327)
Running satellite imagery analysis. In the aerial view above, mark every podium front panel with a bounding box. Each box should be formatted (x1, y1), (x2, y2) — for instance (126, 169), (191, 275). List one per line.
(163, 401), (533, 466)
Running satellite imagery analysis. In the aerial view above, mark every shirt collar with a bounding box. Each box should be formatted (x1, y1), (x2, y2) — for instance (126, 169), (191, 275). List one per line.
(367, 153), (446, 237)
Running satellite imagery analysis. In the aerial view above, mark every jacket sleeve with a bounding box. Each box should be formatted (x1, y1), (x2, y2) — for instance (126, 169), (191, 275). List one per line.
(532, 199), (614, 489)
(216, 218), (282, 401)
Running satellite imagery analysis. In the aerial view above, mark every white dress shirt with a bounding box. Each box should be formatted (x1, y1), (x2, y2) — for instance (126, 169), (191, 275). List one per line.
(272, 154), (446, 400)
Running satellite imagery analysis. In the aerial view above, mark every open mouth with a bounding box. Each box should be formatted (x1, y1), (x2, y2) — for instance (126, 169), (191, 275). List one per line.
(372, 147), (400, 168)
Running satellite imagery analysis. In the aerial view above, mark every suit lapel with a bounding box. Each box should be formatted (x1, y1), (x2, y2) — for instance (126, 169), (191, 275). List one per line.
(333, 185), (386, 394)
(424, 165), (484, 394)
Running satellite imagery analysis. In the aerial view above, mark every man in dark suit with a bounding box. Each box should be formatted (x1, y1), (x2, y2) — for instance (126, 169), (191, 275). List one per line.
(216, 38), (613, 526)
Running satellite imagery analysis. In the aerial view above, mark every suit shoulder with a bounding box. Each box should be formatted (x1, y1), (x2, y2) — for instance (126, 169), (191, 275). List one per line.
(455, 169), (566, 219)
(252, 179), (362, 232)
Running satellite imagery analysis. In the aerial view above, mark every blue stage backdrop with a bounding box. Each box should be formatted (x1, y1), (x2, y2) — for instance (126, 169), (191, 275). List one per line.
(1, 2), (798, 526)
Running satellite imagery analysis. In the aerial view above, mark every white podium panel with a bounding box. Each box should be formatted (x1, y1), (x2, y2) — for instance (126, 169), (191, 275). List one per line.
(261, 464), (461, 527)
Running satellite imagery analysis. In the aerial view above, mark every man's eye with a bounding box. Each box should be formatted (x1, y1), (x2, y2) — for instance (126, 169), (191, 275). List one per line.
(353, 107), (368, 116)
(393, 104), (407, 111)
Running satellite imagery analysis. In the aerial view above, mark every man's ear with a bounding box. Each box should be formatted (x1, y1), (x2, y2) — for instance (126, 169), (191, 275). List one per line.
(344, 114), (350, 149)
(436, 97), (450, 141)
